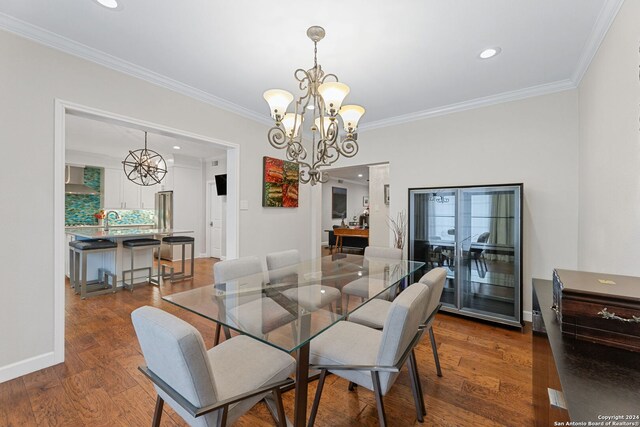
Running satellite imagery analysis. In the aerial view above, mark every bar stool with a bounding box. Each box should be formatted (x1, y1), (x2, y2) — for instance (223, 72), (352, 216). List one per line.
(69, 239), (118, 299)
(161, 236), (195, 282)
(122, 238), (161, 291)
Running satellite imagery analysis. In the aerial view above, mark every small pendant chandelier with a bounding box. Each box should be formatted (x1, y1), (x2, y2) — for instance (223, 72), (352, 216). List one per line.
(122, 131), (167, 186)
(263, 26), (366, 185)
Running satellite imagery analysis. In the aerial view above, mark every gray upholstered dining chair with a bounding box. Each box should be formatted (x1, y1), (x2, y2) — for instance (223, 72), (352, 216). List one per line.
(213, 256), (296, 345)
(348, 267), (447, 377)
(341, 246), (403, 310)
(266, 249), (342, 317)
(307, 283), (431, 426)
(131, 306), (295, 427)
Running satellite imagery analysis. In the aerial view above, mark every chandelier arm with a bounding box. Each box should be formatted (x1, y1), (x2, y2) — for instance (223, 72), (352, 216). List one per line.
(267, 125), (289, 150)
(334, 135), (359, 158)
(320, 73), (339, 84)
(295, 69), (313, 94)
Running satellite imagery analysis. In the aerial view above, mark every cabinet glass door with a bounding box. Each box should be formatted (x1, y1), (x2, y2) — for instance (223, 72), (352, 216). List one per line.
(409, 184), (522, 326)
(458, 186), (521, 321)
(409, 189), (457, 307)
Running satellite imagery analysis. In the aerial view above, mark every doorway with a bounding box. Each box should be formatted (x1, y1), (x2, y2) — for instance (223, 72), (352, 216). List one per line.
(206, 179), (226, 259)
(53, 99), (240, 365)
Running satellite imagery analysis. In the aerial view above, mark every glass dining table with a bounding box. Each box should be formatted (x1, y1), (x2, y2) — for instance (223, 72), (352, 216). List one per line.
(162, 252), (425, 426)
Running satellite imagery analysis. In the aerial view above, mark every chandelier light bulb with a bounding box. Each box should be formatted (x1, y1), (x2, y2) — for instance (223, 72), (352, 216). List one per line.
(281, 113), (303, 138)
(318, 82), (350, 116)
(263, 89), (294, 121)
(338, 105), (365, 132)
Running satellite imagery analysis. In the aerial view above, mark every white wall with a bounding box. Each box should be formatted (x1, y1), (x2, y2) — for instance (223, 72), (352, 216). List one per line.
(327, 90), (581, 314)
(320, 178), (368, 243)
(368, 164), (390, 247)
(0, 29), (312, 378)
(578, 0), (640, 275)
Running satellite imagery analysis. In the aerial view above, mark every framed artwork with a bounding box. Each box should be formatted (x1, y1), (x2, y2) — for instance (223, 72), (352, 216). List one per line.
(332, 187), (347, 219)
(363, 196), (369, 206)
(384, 184), (390, 205)
(262, 156), (299, 207)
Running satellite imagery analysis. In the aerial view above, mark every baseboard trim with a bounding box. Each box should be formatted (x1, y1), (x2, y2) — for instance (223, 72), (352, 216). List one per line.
(0, 352), (56, 384)
(523, 310), (532, 323)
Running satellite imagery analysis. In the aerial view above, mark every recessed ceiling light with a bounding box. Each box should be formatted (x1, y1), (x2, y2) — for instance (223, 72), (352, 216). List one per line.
(173, 146), (181, 150)
(93, 0), (120, 10)
(306, 105), (315, 110)
(479, 47), (501, 59)
(358, 174), (363, 177)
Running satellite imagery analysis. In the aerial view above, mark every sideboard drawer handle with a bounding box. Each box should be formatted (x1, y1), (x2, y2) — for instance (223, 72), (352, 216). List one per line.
(597, 308), (640, 323)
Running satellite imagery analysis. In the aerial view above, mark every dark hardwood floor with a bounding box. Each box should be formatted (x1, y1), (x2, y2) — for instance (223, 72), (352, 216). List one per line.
(0, 257), (534, 426)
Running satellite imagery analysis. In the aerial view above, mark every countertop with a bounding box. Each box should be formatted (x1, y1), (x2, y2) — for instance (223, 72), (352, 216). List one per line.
(533, 279), (640, 422)
(65, 227), (193, 239)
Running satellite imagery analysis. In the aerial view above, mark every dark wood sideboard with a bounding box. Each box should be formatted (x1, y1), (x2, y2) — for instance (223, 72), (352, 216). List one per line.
(532, 279), (640, 425)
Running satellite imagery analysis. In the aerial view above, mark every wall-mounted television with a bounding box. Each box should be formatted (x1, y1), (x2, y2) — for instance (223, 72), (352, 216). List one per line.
(214, 174), (227, 196)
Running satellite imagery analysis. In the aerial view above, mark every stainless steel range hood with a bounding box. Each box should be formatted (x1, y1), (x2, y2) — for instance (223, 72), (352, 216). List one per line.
(65, 165), (99, 195)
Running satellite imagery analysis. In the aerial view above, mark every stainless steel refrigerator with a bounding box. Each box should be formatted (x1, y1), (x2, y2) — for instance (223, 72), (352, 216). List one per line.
(155, 191), (173, 260)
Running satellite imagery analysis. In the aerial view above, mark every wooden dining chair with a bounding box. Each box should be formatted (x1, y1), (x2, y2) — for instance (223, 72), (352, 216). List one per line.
(307, 283), (431, 426)
(131, 306), (295, 427)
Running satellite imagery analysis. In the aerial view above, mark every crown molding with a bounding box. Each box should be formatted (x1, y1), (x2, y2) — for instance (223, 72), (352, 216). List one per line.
(0, 0), (623, 133)
(571, 0), (624, 84)
(360, 79), (576, 132)
(0, 12), (271, 126)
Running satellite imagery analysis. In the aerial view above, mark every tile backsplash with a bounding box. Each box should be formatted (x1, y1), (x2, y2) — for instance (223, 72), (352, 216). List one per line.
(105, 209), (156, 226)
(65, 166), (156, 226)
(65, 167), (102, 226)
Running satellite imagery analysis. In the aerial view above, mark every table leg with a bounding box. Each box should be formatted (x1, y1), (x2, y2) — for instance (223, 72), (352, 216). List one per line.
(293, 342), (310, 427)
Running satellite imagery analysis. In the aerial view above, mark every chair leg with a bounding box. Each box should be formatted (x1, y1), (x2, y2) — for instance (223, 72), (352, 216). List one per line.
(371, 371), (387, 427)
(216, 405), (228, 427)
(410, 350), (427, 416)
(152, 395), (164, 427)
(308, 369), (327, 427)
(223, 326), (232, 340)
(214, 323), (222, 346)
(272, 387), (287, 427)
(429, 327), (443, 377)
(406, 355), (424, 423)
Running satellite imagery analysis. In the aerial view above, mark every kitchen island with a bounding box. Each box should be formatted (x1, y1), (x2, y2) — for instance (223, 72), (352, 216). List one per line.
(65, 227), (193, 287)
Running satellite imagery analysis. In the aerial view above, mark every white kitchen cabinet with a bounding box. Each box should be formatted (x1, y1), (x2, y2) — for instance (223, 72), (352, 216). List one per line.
(103, 167), (167, 209)
(140, 185), (158, 209)
(121, 177), (140, 209)
(103, 168), (122, 209)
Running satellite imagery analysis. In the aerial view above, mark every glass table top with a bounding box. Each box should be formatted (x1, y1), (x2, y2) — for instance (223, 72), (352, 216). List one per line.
(162, 253), (424, 353)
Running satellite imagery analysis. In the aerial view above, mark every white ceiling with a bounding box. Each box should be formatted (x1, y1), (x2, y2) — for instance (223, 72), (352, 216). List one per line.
(326, 165), (371, 186)
(0, 0), (621, 128)
(65, 114), (227, 159)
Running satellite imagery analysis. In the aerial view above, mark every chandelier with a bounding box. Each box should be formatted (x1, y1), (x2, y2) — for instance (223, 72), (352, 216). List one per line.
(122, 131), (167, 186)
(263, 26), (365, 185)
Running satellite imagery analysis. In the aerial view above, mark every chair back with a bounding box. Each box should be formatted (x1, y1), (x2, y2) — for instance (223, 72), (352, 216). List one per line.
(266, 249), (300, 283)
(214, 257), (264, 306)
(373, 283), (430, 394)
(477, 232), (490, 243)
(419, 267), (447, 326)
(131, 306), (219, 427)
(214, 256), (262, 283)
(364, 246), (402, 260)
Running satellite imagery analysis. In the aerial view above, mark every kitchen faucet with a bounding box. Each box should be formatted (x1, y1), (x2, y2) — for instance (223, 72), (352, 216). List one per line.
(104, 210), (121, 231)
